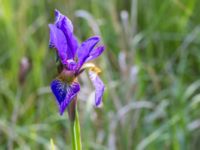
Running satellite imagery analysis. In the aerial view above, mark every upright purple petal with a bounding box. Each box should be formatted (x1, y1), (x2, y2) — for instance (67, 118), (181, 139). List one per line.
(49, 24), (68, 65)
(51, 79), (80, 115)
(54, 9), (73, 33)
(89, 71), (105, 106)
(77, 36), (100, 70)
(85, 46), (105, 62)
(54, 10), (78, 59)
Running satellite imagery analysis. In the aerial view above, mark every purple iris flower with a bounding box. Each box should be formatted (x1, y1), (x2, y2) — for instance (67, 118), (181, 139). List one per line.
(49, 10), (105, 115)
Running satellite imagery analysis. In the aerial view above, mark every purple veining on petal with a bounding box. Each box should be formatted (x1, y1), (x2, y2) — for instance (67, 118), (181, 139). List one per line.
(89, 71), (105, 106)
(51, 79), (80, 115)
(76, 36), (100, 70)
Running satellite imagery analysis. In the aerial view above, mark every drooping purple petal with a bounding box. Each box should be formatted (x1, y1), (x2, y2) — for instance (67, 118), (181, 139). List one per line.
(49, 24), (68, 65)
(85, 46), (105, 62)
(51, 79), (80, 115)
(89, 71), (105, 106)
(77, 36), (100, 70)
(54, 10), (78, 59)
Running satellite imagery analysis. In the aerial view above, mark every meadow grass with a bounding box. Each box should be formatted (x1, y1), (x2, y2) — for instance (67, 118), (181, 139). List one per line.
(0, 0), (200, 149)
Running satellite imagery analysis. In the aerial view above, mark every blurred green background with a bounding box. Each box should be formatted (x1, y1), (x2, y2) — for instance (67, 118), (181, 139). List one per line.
(1, 0), (200, 149)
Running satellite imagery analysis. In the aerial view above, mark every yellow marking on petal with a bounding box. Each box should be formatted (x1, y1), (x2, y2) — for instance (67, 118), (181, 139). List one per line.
(82, 63), (96, 69)
(90, 66), (101, 74)
(82, 63), (101, 74)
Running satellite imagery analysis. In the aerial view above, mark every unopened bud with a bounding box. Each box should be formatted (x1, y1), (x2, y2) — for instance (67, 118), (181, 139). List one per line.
(18, 57), (31, 85)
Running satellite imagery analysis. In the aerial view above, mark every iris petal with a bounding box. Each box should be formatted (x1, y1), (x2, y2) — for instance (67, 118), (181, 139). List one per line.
(89, 71), (105, 106)
(77, 36), (100, 70)
(85, 46), (105, 62)
(54, 10), (78, 59)
(51, 79), (80, 115)
(66, 59), (77, 71)
(49, 24), (68, 65)
(55, 9), (73, 33)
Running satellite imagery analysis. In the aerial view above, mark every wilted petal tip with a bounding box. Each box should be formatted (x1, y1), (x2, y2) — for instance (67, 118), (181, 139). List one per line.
(54, 9), (59, 15)
(54, 9), (61, 21)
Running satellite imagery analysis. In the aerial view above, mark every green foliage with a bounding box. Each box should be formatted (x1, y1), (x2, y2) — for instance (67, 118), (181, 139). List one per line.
(0, 0), (200, 149)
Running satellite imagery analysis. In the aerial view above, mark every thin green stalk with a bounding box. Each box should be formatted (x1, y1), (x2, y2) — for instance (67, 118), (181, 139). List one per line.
(70, 106), (82, 150)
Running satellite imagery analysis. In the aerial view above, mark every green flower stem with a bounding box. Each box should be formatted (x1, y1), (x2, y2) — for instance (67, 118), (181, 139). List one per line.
(70, 105), (82, 150)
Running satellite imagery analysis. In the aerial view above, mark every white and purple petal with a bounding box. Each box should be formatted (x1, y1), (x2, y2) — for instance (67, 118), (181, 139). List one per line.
(66, 59), (77, 71)
(54, 10), (78, 59)
(77, 36), (100, 70)
(51, 79), (80, 115)
(89, 71), (105, 106)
